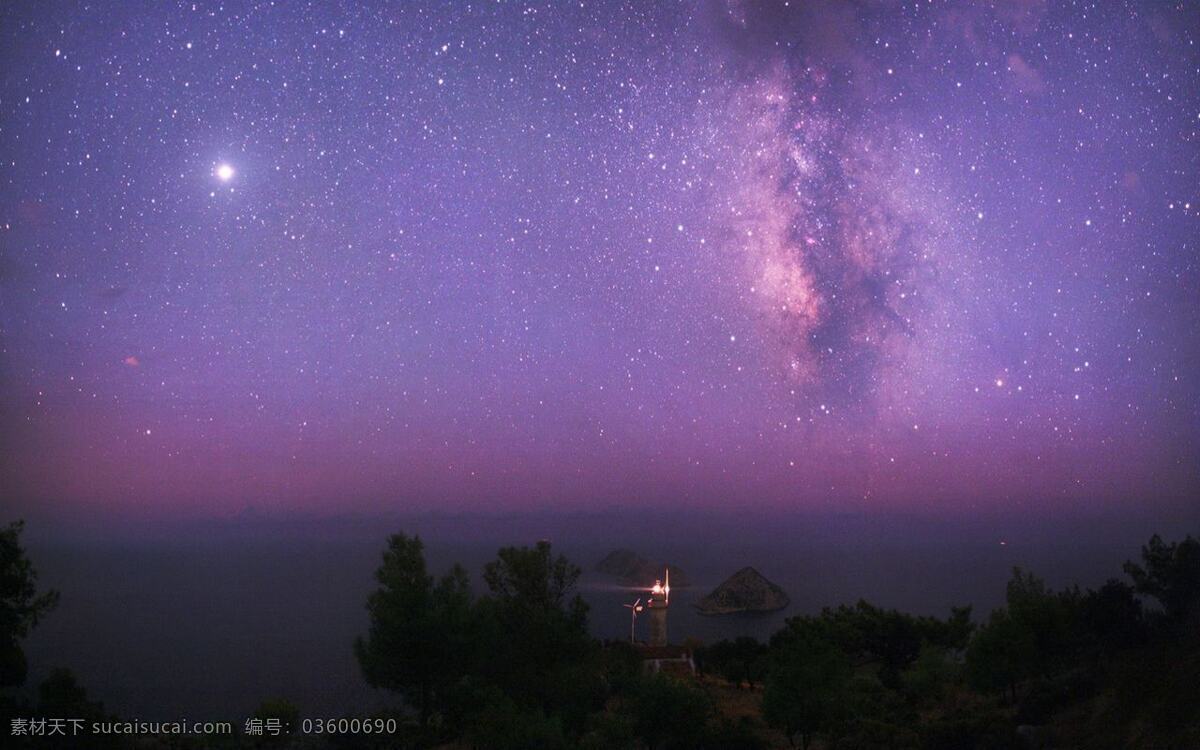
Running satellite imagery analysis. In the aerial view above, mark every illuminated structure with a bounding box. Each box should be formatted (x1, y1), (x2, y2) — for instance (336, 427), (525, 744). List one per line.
(646, 568), (669, 646)
(647, 568), (670, 608)
(623, 567), (694, 674)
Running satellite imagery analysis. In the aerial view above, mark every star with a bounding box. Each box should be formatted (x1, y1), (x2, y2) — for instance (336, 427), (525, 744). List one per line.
(215, 163), (235, 182)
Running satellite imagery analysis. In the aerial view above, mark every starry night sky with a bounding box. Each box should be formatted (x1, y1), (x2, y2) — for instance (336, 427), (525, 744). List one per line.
(1, 1), (1197, 518)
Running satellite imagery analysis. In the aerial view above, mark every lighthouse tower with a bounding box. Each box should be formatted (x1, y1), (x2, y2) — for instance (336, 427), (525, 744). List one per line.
(646, 568), (670, 646)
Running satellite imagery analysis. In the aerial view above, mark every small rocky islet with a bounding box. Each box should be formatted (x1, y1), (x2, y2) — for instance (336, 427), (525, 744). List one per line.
(693, 566), (790, 615)
(594, 549), (688, 588)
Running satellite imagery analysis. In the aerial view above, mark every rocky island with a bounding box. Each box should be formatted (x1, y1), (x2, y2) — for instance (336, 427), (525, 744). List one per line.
(595, 549), (688, 588)
(694, 567), (789, 615)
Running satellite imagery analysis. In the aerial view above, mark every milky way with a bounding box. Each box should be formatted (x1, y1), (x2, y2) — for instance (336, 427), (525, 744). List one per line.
(0, 1), (1196, 516)
(708, 67), (947, 407)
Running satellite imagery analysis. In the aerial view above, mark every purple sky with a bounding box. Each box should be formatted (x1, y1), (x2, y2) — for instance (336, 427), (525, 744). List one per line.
(1, 1), (1197, 519)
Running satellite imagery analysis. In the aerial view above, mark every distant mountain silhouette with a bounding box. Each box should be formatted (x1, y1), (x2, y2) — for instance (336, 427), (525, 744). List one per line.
(694, 567), (789, 615)
(595, 549), (689, 587)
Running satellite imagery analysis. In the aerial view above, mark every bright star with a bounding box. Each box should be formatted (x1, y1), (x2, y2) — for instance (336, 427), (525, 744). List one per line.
(215, 163), (235, 181)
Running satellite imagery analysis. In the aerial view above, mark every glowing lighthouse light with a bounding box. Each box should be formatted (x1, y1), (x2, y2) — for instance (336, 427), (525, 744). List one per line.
(648, 568), (670, 608)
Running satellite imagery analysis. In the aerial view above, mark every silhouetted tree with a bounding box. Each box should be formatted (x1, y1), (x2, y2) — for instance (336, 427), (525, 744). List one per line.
(252, 698), (300, 745)
(1123, 533), (1200, 626)
(902, 643), (958, 705)
(771, 601), (972, 690)
(1004, 567), (1080, 675)
(596, 639), (642, 693)
(762, 634), (852, 750)
(483, 539), (586, 615)
(1077, 578), (1145, 654)
(34, 669), (118, 749)
(619, 673), (712, 750)
(833, 670), (921, 749)
(354, 532), (472, 728)
(966, 607), (1036, 702)
(36, 668), (104, 716)
(966, 566), (1085, 703)
(696, 636), (768, 689)
(0, 520), (59, 689)
(927, 605), (975, 652)
(464, 686), (569, 750)
(475, 541), (600, 732)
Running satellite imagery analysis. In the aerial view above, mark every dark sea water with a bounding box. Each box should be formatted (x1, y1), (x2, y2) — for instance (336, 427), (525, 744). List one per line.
(19, 508), (1194, 721)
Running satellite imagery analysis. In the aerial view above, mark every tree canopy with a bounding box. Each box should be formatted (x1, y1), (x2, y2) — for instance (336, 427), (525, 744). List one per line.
(0, 520), (59, 689)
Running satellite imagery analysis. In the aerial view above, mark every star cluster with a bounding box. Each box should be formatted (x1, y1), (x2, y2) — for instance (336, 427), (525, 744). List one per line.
(1, 1), (1196, 516)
